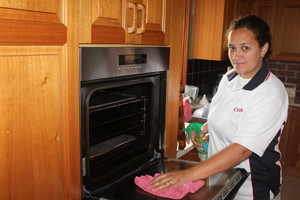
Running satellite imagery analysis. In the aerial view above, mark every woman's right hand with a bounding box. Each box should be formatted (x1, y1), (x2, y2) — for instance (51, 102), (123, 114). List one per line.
(200, 122), (208, 137)
(191, 122), (208, 146)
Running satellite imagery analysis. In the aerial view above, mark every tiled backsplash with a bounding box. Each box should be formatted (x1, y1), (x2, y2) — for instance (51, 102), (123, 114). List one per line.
(187, 59), (300, 98)
(269, 60), (300, 98)
(186, 59), (230, 98)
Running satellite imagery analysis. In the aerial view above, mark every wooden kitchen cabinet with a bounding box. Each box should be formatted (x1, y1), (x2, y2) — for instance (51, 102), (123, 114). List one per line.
(79, 0), (170, 45)
(249, 0), (276, 39)
(279, 106), (300, 173)
(164, 0), (191, 158)
(248, 1), (276, 59)
(191, 0), (300, 62)
(249, 0), (300, 61)
(0, 0), (81, 200)
(0, 0), (188, 199)
(190, 0), (249, 60)
(272, 0), (300, 61)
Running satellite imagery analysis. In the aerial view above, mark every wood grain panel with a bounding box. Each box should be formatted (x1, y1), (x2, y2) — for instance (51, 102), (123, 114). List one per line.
(180, 0), (191, 89)
(279, 106), (300, 178)
(250, 1), (276, 35)
(191, 0), (226, 60)
(285, 107), (300, 166)
(0, 1), (81, 199)
(141, 30), (164, 45)
(145, 0), (163, 28)
(249, 0), (276, 60)
(91, 0), (125, 43)
(0, 7), (66, 45)
(141, 0), (166, 45)
(0, 46), (65, 200)
(62, 0), (81, 199)
(92, 25), (125, 44)
(273, 1), (300, 61)
(0, 0), (61, 14)
(164, 0), (186, 158)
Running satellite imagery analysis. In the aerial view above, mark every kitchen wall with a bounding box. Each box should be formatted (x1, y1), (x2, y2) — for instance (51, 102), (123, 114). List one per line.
(187, 59), (300, 99)
(269, 60), (300, 98)
(186, 59), (229, 99)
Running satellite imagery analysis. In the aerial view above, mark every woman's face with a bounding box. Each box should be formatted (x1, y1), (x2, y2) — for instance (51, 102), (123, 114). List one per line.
(227, 28), (268, 79)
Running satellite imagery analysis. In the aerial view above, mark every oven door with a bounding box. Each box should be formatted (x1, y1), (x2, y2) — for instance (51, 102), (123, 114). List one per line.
(87, 159), (249, 200)
(80, 72), (166, 195)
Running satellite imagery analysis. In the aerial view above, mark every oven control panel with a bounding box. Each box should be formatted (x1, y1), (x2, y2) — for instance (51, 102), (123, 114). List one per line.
(80, 46), (170, 81)
(118, 65), (143, 74)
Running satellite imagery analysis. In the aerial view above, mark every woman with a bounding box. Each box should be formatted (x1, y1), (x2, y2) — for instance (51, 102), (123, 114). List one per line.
(151, 15), (288, 200)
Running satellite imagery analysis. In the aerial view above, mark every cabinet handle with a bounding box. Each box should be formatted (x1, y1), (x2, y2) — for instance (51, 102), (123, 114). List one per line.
(127, 2), (137, 34)
(136, 4), (146, 34)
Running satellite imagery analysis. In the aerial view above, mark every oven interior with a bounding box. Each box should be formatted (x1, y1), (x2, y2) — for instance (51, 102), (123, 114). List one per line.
(81, 73), (166, 194)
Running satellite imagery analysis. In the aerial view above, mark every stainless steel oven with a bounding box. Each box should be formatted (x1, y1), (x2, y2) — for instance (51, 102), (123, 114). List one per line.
(79, 45), (248, 200)
(80, 46), (169, 198)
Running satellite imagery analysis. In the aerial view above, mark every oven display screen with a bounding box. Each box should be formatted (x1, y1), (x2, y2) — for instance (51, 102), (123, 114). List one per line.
(119, 54), (147, 65)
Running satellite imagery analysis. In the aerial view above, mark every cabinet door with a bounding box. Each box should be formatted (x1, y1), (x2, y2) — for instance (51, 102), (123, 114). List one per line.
(126, 0), (168, 45)
(279, 106), (300, 167)
(190, 0), (227, 60)
(0, 1), (81, 200)
(190, 0), (248, 60)
(125, 0), (143, 44)
(80, 0), (169, 45)
(0, 46), (65, 200)
(273, 0), (300, 61)
(0, 2), (66, 45)
(250, 1), (276, 32)
(140, 0), (168, 45)
(249, 0), (276, 60)
(80, 0), (126, 43)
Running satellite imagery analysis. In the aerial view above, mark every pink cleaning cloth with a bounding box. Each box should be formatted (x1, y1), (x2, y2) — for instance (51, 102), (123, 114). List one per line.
(134, 173), (205, 199)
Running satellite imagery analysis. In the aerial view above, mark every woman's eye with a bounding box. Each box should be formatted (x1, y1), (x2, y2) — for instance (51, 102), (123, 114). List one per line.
(228, 46), (235, 50)
(242, 46), (250, 51)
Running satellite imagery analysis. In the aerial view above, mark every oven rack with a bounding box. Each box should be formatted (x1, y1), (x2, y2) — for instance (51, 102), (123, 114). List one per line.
(89, 97), (147, 112)
(89, 123), (144, 147)
(89, 134), (137, 159)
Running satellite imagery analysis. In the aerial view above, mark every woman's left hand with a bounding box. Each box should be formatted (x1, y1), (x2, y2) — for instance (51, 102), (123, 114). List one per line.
(150, 170), (190, 190)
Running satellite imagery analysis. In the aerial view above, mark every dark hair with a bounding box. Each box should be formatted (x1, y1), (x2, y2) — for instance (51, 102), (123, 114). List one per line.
(226, 15), (272, 60)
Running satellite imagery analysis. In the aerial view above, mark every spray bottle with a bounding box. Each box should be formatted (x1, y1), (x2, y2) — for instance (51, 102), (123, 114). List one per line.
(183, 123), (208, 161)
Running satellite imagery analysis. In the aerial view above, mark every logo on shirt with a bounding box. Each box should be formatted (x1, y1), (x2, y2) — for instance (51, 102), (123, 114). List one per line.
(233, 107), (244, 112)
